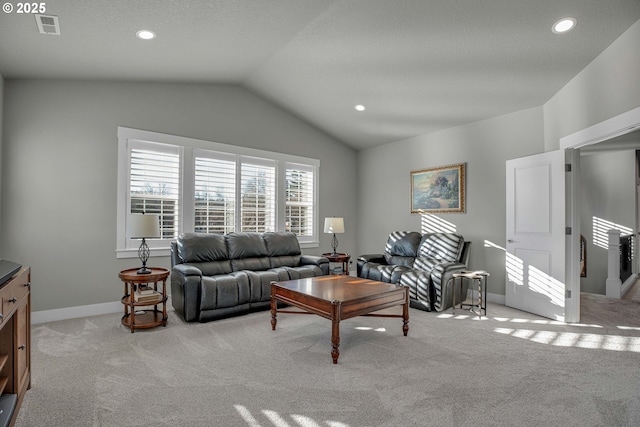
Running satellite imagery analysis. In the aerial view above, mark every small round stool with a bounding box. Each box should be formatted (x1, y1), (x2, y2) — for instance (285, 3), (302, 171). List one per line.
(450, 270), (489, 318)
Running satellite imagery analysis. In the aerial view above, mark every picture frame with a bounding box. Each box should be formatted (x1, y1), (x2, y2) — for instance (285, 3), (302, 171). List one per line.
(410, 163), (466, 213)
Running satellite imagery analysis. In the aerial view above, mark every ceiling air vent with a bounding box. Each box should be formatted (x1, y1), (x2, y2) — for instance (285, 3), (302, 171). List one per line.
(35, 14), (60, 35)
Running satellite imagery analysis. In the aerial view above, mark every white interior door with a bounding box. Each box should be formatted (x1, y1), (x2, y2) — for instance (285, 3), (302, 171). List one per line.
(506, 150), (567, 321)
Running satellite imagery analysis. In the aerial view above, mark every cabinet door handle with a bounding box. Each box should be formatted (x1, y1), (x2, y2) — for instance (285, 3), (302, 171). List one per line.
(24, 282), (31, 288)
(8, 297), (17, 303)
(18, 345), (25, 350)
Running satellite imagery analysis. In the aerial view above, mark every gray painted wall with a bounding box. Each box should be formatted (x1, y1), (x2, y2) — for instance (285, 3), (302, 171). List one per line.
(356, 107), (545, 296)
(579, 150), (636, 294)
(1, 80), (357, 312)
(544, 19), (640, 151)
(356, 19), (640, 299)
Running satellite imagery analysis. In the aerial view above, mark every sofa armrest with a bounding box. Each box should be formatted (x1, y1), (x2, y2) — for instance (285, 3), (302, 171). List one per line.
(439, 261), (467, 273)
(300, 255), (329, 267)
(300, 255), (330, 275)
(357, 254), (386, 264)
(434, 262), (469, 312)
(170, 264), (203, 322)
(172, 263), (203, 277)
(357, 254), (387, 278)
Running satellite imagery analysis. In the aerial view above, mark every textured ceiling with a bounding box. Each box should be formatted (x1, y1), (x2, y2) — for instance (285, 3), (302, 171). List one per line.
(1, 0), (639, 150)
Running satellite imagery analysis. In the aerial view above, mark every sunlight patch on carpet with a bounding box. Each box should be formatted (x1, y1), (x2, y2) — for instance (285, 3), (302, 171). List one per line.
(495, 328), (640, 352)
(235, 404), (352, 427)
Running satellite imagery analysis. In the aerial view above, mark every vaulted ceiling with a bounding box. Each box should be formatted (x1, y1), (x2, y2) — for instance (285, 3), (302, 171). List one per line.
(1, 0), (639, 150)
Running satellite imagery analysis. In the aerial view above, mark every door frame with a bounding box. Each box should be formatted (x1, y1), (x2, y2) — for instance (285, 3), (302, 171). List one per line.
(560, 106), (640, 322)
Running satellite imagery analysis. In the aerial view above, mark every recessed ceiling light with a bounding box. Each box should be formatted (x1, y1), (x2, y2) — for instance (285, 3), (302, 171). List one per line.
(552, 17), (576, 34)
(355, 104), (366, 112)
(136, 30), (156, 40)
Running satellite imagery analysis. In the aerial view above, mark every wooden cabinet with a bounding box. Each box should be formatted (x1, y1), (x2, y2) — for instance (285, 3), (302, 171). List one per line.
(0, 267), (31, 427)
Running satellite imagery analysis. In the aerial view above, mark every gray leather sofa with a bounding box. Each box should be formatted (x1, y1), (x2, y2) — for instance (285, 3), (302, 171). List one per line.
(171, 231), (330, 322)
(357, 231), (471, 312)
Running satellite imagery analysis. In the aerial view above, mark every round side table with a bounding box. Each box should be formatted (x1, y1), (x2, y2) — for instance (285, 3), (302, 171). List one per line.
(119, 267), (169, 333)
(322, 253), (351, 275)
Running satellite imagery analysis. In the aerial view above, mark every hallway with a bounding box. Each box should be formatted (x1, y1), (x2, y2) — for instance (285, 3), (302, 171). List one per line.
(622, 276), (640, 302)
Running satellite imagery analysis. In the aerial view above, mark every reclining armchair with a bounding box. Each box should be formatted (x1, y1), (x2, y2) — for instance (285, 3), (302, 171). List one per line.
(358, 231), (471, 312)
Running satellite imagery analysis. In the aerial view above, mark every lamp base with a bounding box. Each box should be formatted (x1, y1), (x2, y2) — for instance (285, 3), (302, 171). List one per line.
(137, 267), (152, 275)
(330, 233), (339, 257)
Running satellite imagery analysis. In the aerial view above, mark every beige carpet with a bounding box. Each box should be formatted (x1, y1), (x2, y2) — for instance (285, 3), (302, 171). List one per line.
(15, 295), (640, 427)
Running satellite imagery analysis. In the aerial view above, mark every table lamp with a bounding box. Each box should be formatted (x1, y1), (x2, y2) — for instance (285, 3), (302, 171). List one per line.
(324, 217), (344, 256)
(129, 213), (161, 274)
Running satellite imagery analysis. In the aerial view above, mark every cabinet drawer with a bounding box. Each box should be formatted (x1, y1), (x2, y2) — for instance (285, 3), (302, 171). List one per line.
(0, 269), (29, 320)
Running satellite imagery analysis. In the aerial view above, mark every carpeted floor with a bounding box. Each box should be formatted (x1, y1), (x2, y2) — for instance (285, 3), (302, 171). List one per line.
(15, 294), (640, 427)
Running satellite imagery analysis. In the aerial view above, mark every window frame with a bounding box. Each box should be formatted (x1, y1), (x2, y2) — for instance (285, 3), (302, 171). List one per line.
(116, 127), (319, 259)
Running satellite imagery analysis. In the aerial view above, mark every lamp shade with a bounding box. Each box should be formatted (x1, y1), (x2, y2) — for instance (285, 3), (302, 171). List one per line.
(324, 217), (344, 234)
(128, 214), (161, 239)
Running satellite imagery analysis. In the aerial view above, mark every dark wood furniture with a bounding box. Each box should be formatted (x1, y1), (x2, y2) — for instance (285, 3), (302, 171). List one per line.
(270, 275), (409, 364)
(322, 252), (351, 275)
(0, 266), (30, 427)
(119, 267), (169, 333)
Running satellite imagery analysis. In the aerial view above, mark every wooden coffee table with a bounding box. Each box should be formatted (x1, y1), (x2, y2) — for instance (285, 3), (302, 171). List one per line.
(270, 275), (409, 364)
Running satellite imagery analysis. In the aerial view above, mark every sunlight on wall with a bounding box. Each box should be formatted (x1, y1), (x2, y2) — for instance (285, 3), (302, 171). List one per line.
(420, 213), (457, 233)
(235, 405), (350, 427)
(592, 216), (633, 249)
(484, 240), (524, 286)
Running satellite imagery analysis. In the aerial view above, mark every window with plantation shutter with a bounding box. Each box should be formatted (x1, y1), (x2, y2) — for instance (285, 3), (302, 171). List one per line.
(129, 144), (180, 241)
(194, 154), (236, 234)
(117, 127), (319, 259)
(240, 159), (275, 233)
(285, 164), (314, 237)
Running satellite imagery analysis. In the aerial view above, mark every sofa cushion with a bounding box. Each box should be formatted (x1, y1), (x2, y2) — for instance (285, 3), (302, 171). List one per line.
(418, 233), (464, 262)
(195, 260), (234, 276)
(383, 231), (422, 265)
(244, 270), (281, 302)
(176, 233), (233, 275)
(177, 233), (229, 263)
(263, 232), (301, 256)
(413, 257), (439, 273)
(200, 272), (250, 310)
(226, 232), (269, 258)
(264, 232), (303, 268)
(397, 269), (432, 309)
(226, 232), (271, 271)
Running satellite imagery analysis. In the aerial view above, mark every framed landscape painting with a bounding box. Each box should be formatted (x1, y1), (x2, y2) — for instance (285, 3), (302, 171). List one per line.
(410, 163), (466, 213)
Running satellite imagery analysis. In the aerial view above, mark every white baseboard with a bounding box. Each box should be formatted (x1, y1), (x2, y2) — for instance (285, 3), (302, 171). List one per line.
(32, 296), (174, 325)
(31, 301), (123, 324)
(487, 292), (505, 305)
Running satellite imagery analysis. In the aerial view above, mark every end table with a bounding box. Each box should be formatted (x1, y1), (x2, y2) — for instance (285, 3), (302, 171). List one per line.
(322, 253), (351, 275)
(119, 267), (169, 333)
(449, 270), (489, 318)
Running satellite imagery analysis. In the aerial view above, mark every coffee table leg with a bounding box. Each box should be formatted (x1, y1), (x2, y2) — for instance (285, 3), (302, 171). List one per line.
(402, 288), (409, 336)
(331, 301), (340, 364)
(270, 284), (277, 331)
(331, 318), (340, 364)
